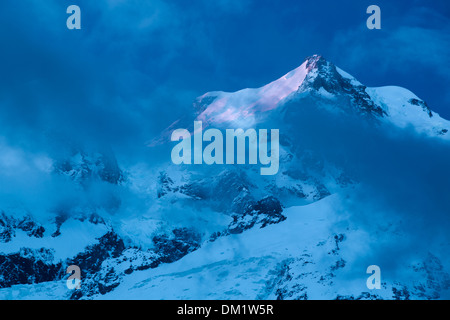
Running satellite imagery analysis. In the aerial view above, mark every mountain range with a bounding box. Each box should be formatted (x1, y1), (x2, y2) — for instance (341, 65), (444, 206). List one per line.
(1, 55), (449, 300)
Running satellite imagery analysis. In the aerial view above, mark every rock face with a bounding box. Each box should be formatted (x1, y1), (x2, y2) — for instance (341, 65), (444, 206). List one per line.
(67, 231), (126, 299)
(0, 213), (45, 243)
(227, 196), (286, 235)
(300, 55), (386, 117)
(54, 148), (124, 186)
(0, 55), (449, 299)
(0, 248), (63, 288)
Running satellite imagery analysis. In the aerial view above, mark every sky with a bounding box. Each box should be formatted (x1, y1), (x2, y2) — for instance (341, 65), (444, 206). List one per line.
(0, 0), (449, 161)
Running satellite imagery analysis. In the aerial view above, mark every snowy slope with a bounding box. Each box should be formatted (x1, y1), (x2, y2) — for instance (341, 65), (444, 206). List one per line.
(195, 62), (309, 128)
(367, 86), (450, 138)
(99, 193), (449, 300)
(3, 194), (448, 300)
(98, 194), (370, 300)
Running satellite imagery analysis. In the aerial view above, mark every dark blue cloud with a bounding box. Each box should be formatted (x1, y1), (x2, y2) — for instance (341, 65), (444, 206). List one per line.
(0, 0), (448, 157)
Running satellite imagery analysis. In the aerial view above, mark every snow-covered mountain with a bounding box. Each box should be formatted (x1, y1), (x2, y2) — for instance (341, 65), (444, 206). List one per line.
(1, 55), (449, 300)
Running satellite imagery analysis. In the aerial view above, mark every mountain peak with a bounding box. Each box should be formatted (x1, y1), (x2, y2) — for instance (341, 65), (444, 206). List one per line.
(297, 55), (387, 117)
(304, 54), (327, 71)
(149, 54), (449, 147)
(297, 54), (357, 95)
(299, 55), (362, 93)
(301, 54), (341, 85)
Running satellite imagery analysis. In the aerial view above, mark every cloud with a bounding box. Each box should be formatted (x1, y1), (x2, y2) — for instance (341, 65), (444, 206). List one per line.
(1, 0), (449, 222)
(282, 99), (450, 274)
(0, 0), (260, 158)
(329, 3), (450, 117)
(0, 0), (259, 221)
(332, 26), (450, 78)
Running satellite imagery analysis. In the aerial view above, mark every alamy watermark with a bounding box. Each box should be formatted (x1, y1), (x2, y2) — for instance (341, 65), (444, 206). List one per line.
(366, 265), (381, 289)
(366, 5), (381, 30)
(66, 5), (81, 30)
(66, 265), (81, 290)
(170, 121), (279, 175)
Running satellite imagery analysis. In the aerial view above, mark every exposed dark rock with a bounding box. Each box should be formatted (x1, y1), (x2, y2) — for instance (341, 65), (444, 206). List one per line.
(68, 231), (125, 275)
(16, 216), (45, 238)
(0, 248), (63, 288)
(301, 55), (386, 117)
(54, 149), (124, 186)
(67, 231), (126, 299)
(152, 227), (202, 264)
(0, 212), (15, 243)
(0, 213), (46, 242)
(228, 196), (286, 234)
(157, 171), (175, 198)
(409, 98), (433, 118)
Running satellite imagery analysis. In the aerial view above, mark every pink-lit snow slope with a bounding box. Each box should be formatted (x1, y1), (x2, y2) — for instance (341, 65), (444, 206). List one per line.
(196, 60), (309, 127)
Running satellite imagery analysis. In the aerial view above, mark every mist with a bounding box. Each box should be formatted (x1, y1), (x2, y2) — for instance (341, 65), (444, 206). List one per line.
(281, 99), (450, 277)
